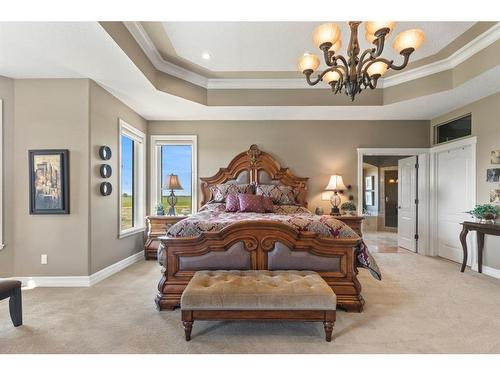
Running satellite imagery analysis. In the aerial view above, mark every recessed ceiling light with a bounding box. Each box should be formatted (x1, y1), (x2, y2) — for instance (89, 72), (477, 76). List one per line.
(202, 52), (211, 60)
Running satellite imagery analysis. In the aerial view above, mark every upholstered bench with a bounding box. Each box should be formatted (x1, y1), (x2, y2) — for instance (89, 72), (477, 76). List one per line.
(181, 270), (336, 341)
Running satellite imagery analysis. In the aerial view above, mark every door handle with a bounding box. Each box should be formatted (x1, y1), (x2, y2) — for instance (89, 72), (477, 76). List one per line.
(398, 206), (401, 209)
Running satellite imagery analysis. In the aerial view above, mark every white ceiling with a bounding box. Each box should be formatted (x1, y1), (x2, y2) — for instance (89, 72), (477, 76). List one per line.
(162, 21), (475, 72)
(0, 22), (498, 122)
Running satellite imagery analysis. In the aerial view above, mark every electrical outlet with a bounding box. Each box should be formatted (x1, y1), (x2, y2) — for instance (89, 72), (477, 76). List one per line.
(41, 254), (48, 265)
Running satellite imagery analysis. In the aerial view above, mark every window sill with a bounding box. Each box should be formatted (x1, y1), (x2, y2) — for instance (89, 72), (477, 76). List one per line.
(118, 227), (146, 239)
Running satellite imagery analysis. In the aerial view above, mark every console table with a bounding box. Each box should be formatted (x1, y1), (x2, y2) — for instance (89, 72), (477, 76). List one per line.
(144, 215), (187, 260)
(459, 221), (500, 273)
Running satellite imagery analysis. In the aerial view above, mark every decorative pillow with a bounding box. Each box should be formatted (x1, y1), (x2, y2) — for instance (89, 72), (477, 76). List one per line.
(238, 193), (265, 213)
(209, 183), (254, 202)
(225, 194), (240, 212)
(273, 204), (310, 215)
(262, 196), (274, 213)
(256, 184), (298, 205)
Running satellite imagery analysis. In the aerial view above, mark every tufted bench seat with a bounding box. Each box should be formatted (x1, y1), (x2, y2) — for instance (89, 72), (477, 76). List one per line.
(180, 270), (336, 341)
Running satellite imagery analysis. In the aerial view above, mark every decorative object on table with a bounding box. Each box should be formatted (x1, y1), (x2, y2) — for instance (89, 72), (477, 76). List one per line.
(365, 191), (374, 206)
(298, 22), (425, 101)
(315, 207), (324, 215)
(490, 189), (500, 204)
(155, 203), (165, 216)
(467, 204), (500, 224)
(487, 168), (500, 182)
(29, 149), (69, 214)
(365, 176), (374, 190)
(99, 164), (112, 178)
(340, 201), (357, 215)
(324, 174), (347, 216)
(100, 182), (112, 196)
(98, 146), (112, 160)
(164, 173), (183, 216)
(491, 150), (500, 164)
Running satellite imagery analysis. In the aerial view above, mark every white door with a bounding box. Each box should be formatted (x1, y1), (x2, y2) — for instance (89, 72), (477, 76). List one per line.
(398, 156), (417, 252)
(436, 145), (474, 264)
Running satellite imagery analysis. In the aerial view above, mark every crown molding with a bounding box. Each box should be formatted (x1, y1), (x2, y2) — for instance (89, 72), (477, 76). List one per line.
(124, 21), (499, 91)
(123, 21), (208, 88)
(381, 22), (500, 88)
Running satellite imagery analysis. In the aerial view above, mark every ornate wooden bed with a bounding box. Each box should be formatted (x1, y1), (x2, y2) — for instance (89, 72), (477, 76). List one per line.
(156, 145), (365, 312)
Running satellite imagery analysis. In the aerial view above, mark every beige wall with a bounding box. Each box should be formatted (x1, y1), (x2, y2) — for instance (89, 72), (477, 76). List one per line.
(0, 76), (15, 277)
(13, 79), (90, 276)
(89, 82), (147, 274)
(431, 92), (500, 269)
(148, 120), (430, 213)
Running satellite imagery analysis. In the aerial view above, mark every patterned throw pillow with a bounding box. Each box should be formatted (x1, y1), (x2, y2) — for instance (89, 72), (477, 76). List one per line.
(262, 196), (274, 213)
(255, 184), (298, 205)
(225, 194), (240, 212)
(238, 193), (265, 213)
(209, 183), (253, 202)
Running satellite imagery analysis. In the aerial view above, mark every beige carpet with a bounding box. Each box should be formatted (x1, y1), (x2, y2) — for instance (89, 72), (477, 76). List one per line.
(2, 252), (500, 353)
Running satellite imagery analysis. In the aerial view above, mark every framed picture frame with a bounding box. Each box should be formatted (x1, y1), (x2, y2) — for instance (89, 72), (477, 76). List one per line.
(491, 150), (500, 164)
(487, 168), (500, 183)
(365, 176), (374, 191)
(29, 149), (70, 214)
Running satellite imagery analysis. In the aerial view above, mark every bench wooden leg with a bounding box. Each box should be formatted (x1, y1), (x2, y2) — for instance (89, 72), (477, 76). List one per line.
(182, 310), (193, 341)
(323, 322), (333, 342)
(9, 287), (23, 327)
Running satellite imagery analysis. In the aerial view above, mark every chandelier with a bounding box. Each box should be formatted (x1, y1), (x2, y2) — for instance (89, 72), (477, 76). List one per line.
(298, 22), (425, 101)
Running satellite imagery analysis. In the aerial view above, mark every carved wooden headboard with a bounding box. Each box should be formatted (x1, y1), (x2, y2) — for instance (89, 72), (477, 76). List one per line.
(200, 144), (309, 207)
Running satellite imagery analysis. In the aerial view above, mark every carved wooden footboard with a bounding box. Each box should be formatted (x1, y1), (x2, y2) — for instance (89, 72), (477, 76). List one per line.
(156, 221), (364, 312)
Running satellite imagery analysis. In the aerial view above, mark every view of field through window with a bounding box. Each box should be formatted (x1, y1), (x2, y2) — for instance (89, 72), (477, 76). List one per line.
(121, 135), (134, 230)
(161, 145), (192, 215)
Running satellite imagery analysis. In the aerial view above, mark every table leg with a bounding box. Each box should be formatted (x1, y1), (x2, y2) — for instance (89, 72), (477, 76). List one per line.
(459, 226), (469, 272)
(477, 231), (485, 274)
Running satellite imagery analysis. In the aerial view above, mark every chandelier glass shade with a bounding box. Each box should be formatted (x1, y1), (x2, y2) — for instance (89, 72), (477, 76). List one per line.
(298, 21), (425, 101)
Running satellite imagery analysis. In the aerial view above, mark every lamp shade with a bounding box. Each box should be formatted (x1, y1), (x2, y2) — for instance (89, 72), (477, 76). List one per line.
(325, 175), (347, 191)
(365, 21), (396, 36)
(367, 61), (389, 77)
(298, 53), (320, 72)
(328, 39), (342, 53)
(322, 70), (342, 84)
(312, 23), (341, 48)
(393, 29), (425, 53)
(365, 31), (377, 44)
(164, 174), (183, 190)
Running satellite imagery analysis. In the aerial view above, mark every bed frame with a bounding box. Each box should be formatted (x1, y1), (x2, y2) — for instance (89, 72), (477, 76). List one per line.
(156, 145), (364, 312)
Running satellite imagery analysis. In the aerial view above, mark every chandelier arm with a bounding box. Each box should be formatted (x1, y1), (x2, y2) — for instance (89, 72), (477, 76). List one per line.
(361, 57), (393, 76)
(388, 52), (412, 71)
(357, 48), (376, 76)
(305, 67), (340, 86)
(372, 34), (386, 58)
(333, 55), (350, 72)
(322, 48), (336, 66)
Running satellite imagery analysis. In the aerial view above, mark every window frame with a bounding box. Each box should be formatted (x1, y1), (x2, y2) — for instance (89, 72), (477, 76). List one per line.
(433, 113), (472, 145)
(118, 119), (146, 238)
(150, 135), (198, 216)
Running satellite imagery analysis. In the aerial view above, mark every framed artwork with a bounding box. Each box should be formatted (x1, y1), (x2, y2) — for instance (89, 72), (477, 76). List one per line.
(491, 189), (500, 204)
(486, 168), (500, 183)
(29, 149), (70, 214)
(491, 150), (500, 164)
(365, 191), (374, 206)
(365, 176), (374, 191)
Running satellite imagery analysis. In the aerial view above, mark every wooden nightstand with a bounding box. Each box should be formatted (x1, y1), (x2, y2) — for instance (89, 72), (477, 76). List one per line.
(144, 215), (188, 260)
(335, 215), (364, 237)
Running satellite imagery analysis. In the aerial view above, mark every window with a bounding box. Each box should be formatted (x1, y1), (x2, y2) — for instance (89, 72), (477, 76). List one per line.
(150, 135), (197, 216)
(119, 119), (145, 237)
(435, 114), (472, 144)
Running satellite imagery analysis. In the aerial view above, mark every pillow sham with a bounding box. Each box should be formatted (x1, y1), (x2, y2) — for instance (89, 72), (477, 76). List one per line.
(272, 204), (310, 215)
(238, 193), (265, 213)
(209, 183), (254, 202)
(225, 193), (240, 212)
(255, 184), (299, 205)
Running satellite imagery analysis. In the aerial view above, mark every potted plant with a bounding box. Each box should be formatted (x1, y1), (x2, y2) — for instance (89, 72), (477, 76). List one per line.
(340, 201), (357, 216)
(467, 204), (500, 224)
(155, 203), (165, 216)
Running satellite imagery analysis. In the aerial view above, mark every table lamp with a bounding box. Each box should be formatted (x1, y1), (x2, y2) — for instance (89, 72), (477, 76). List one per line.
(164, 174), (183, 216)
(324, 174), (346, 216)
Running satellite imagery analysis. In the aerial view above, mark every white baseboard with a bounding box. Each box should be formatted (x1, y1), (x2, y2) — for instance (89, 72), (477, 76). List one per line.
(5, 251), (143, 288)
(471, 264), (500, 279)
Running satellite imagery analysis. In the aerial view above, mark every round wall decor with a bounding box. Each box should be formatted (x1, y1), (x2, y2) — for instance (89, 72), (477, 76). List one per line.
(99, 146), (112, 160)
(100, 182), (112, 196)
(100, 164), (112, 178)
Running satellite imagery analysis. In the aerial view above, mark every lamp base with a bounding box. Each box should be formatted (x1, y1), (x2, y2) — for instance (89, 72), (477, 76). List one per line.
(167, 206), (176, 216)
(167, 190), (178, 216)
(330, 206), (341, 216)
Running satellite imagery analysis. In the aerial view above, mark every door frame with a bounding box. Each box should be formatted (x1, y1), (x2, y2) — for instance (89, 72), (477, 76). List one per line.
(357, 148), (430, 255)
(429, 136), (477, 263)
